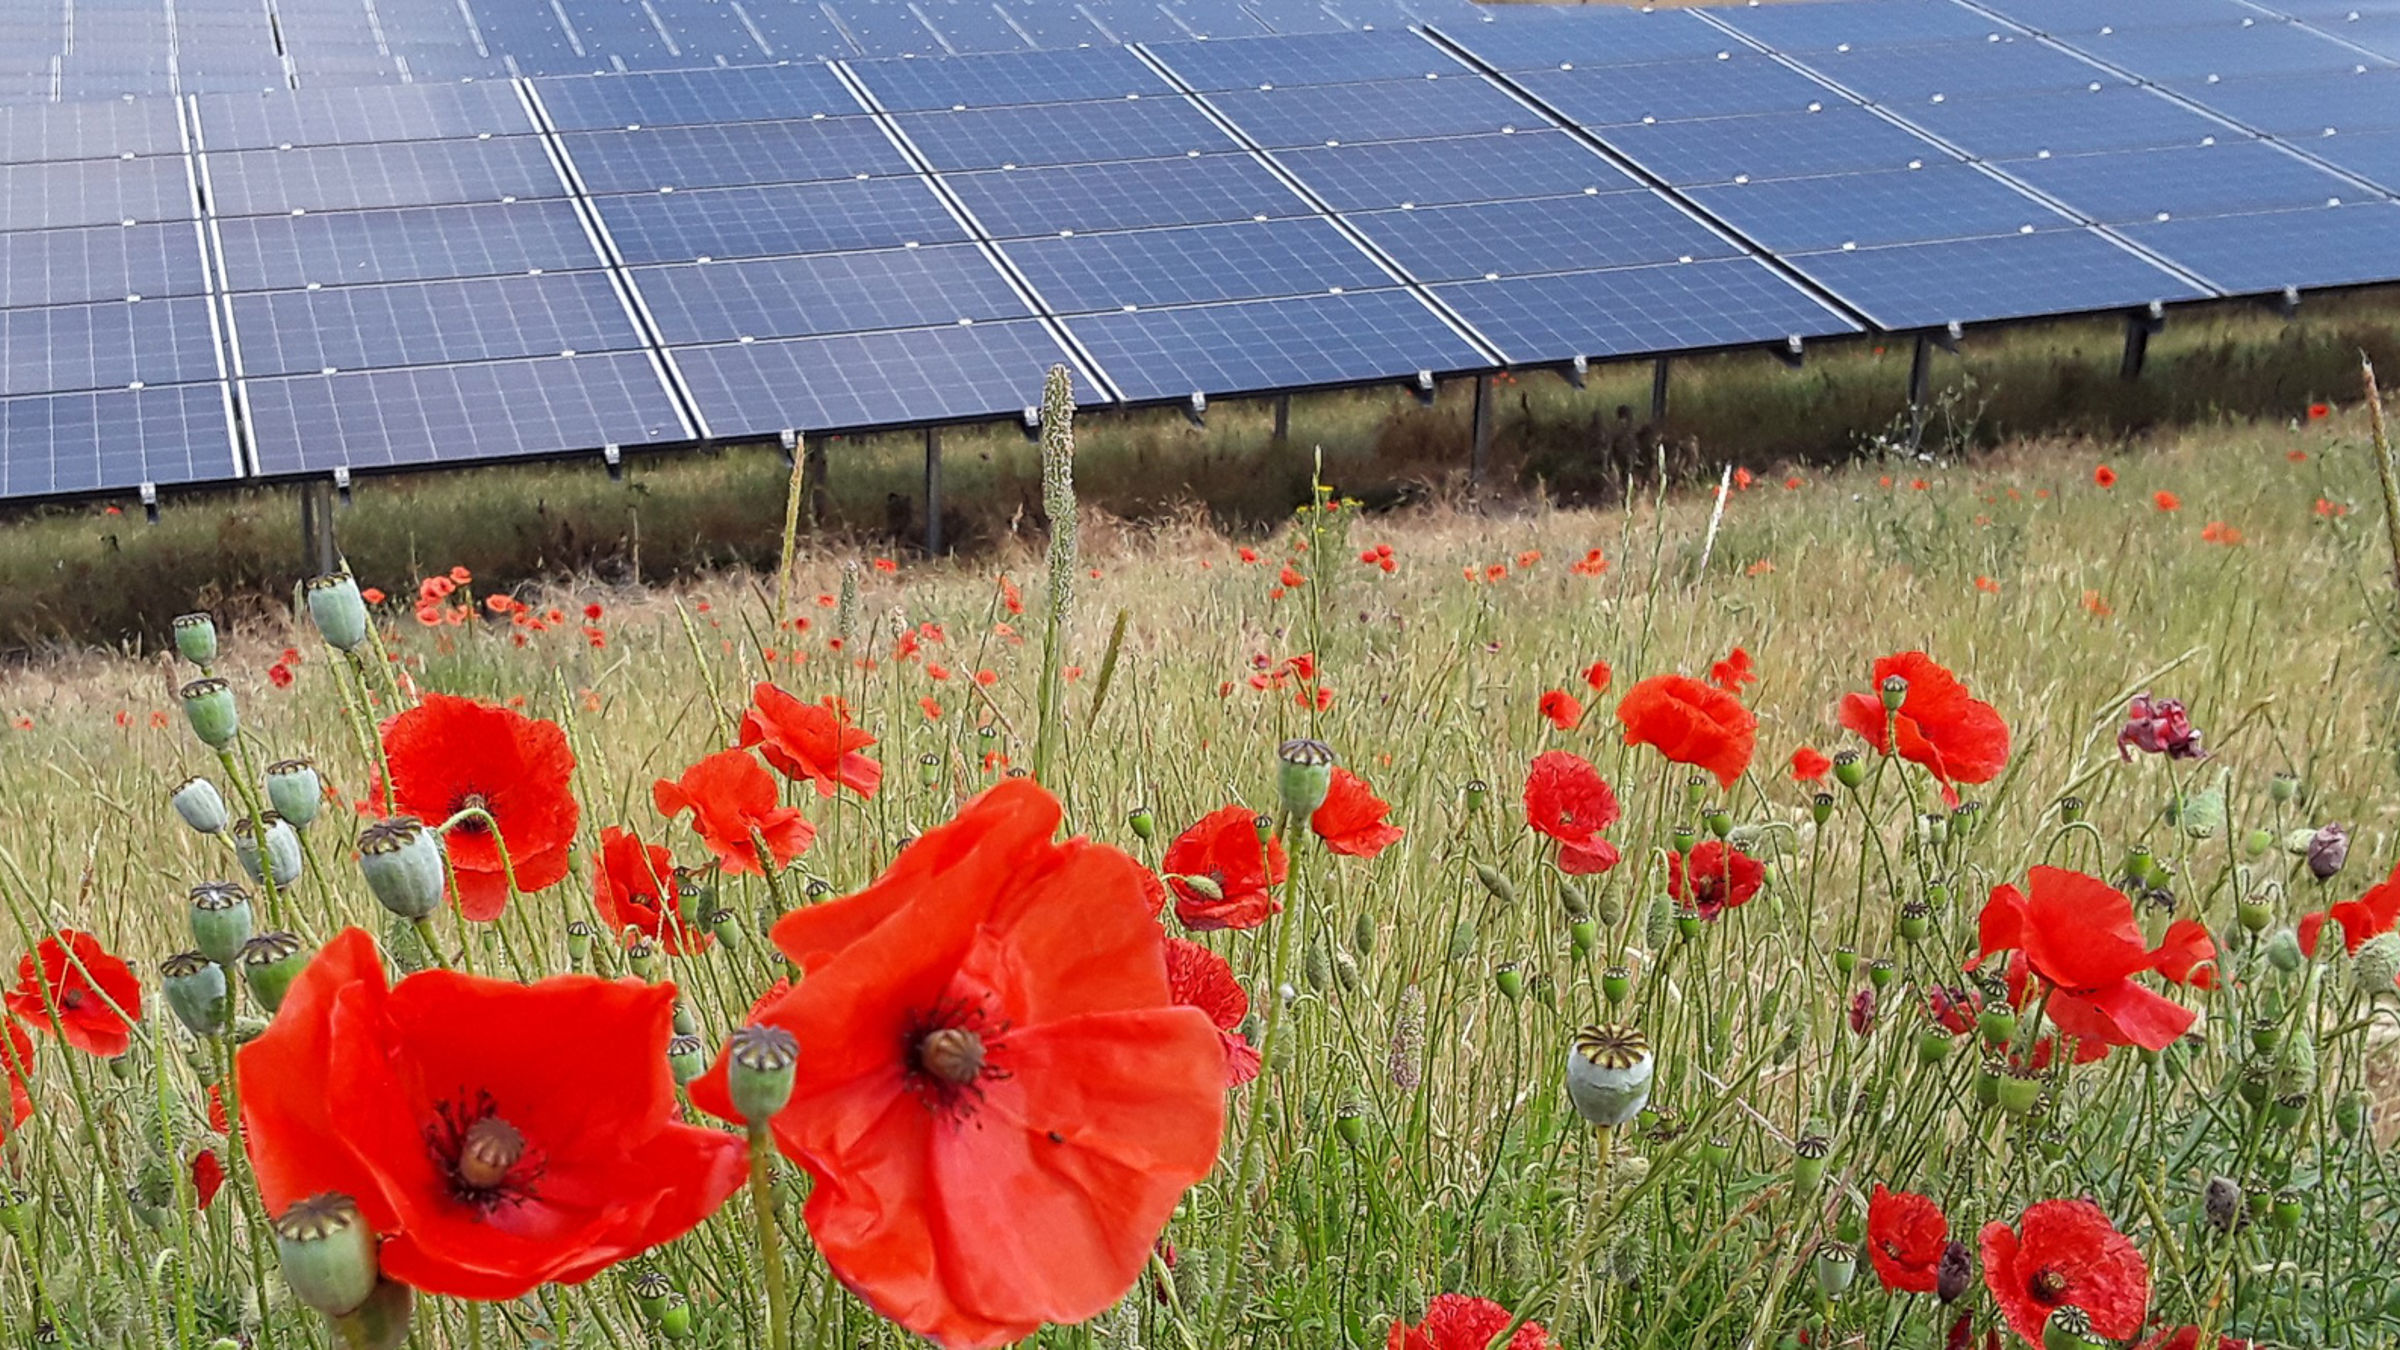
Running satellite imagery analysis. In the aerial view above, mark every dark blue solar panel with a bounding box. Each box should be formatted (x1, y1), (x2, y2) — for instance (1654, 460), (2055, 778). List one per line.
(1206, 76), (1535, 148)
(1597, 105), (1958, 185)
(1352, 193), (1740, 281)
(830, 0), (951, 56)
(631, 246), (1032, 341)
(213, 200), (608, 291)
(0, 296), (221, 395)
(1785, 228), (2207, 328)
(2269, 0), (2400, 18)
(533, 64), (862, 130)
(245, 352), (688, 473)
(1898, 84), (2233, 159)
(1511, 56), (1839, 127)
(2309, 127), (2400, 187)
(947, 154), (1311, 235)
(2071, 21), (2387, 80)
(852, 47), (1171, 110)
(560, 117), (910, 193)
(596, 176), (966, 263)
(671, 320), (1081, 435)
(1687, 164), (2075, 252)
(2122, 202), (2400, 293)
(0, 98), (184, 162)
(0, 383), (239, 495)
(195, 82), (535, 150)
(980, 0), (1113, 51)
(1970, 0), (2259, 31)
(0, 156), (193, 230)
(0, 222), (209, 307)
(1003, 217), (1392, 311)
(2007, 141), (2364, 222)
(1805, 37), (2126, 107)
(204, 138), (566, 215)
(1087, 0), (1240, 43)
(1324, 0), (1481, 29)
(1067, 290), (1488, 401)
(1713, 0), (2013, 53)
(2320, 13), (2400, 60)
(1149, 30), (1458, 90)
(229, 272), (646, 377)
(1432, 7), (1732, 71)
(1431, 259), (1857, 364)
(2174, 69), (2400, 135)
(896, 97), (1237, 169)
(1240, 0), (1353, 36)
(1276, 130), (1638, 208)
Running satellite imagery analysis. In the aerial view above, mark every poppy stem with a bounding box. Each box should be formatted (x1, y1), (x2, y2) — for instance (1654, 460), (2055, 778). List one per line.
(748, 1124), (788, 1350)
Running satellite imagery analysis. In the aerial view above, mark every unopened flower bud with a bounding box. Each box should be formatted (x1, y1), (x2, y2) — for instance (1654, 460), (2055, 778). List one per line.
(1128, 805), (1155, 842)
(1557, 878), (1589, 919)
(358, 817), (445, 920)
(265, 758), (322, 828)
(1564, 1024), (1653, 1128)
(240, 932), (308, 1012)
(1832, 751), (1864, 788)
(2306, 822), (2349, 879)
(180, 678), (238, 748)
(1935, 1240), (1972, 1303)
(2269, 772), (2298, 805)
(2263, 927), (2303, 973)
(1474, 863), (1515, 904)
(188, 882), (255, 966)
(2352, 932), (2400, 995)
(726, 1024), (799, 1126)
(667, 1035), (706, 1085)
(273, 1193), (380, 1318)
(304, 573), (371, 653)
(1276, 738), (1335, 817)
(161, 952), (228, 1037)
(173, 612), (219, 666)
(172, 777), (230, 835)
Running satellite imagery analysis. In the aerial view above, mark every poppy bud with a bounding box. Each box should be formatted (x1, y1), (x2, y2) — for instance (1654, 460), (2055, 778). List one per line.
(1602, 964), (1631, 1005)
(1493, 962), (1522, 1001)
(304, 572), (371, 652)
(1643, 896), (1673, 949)
(667, 1034), (706, 1085)
(2353, 932), (2400, 996)
(1684, 774), (1707, 808)
(180, 677), (238, 749)
(2335, 1090), (2367, 1140)
(2270, 1189), (2302, 1231)
(1848, 988), (1876, 1037)
(726, 1024), (799, 1126)
(1832, 945), (1857, 976)
(1252, 812), (1274, 844)
(565, 920), (594, 965)
(172, 777), (230, 835)
(1916, 1025), (1954, 1065)
(1334, 1101), (1366, 1148)
(1127, 805), (1155, 842)
(173, 612), (219, 666)
(1898, 901), (1931, 942)
(358, 817), (445, 920)
(240, 931), (308, 1012)
(2249, 1017), (2281, 1055)
(273, 1193), (380, 1318)
(658, 1291), (694, 1341)
(1570, 918), (1598, 955)
(2263, 927), (2303, 973)
(1995, 1069), (2042, 1116)
(630, 1271), (673, 1322)
(1810, 792), (1834, 825)
(1463, 779), (1488, 812)
(2306, 822), (2349, 880)
(1867, 958), (1896, 990)
(1446, 918), (1478, 963)
(1790, 1134), (1829, 1191)
(1813, 1241), (1856, 1299)
(234, 815), (302, 889)
(1474, 863), (1515, 904)
(2269, 772), (2298, 804)
(161, 952), (228, 1037)
(1565, 1024), (1653, 1129)
(1276, 738), (1335, 817)
(1557, 878), (1589, 919)
(1879, 674), (1908, 711)
(187, 882), (255, 966)
(1832, 751), (1864, 788)
(1175, 873), (1224, 903)
(265, 758), (322, 828)
(1974, 1059), (2002, 1108)
(1917, 812), (1948, 848)
(2043, 1304), (2104, 1350)
(1934, 1240), (1972, 1302)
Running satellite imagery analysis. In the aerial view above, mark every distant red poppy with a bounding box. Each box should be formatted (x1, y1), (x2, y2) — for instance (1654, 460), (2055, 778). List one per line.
(1165, 937), (1258, 1088)
(2307, 402), (2331, 421)
(1570, 549), (1608, 577)
(1667, 842), (1764, 921)
(379, 694), (579, 921)
(739, 683), (882, 799)
(1791, 746), (1831, 782)
(1980, 1199), (2149, 1344)
(1388, 1294), (1552, 1350)
(1972, 867), (2195, 1056)
(5, 930), (141, 1057)
(652, 750), (814, 876)
(240, 928), (747, 1300)
(1582, 660), (1612, 693)
(2093, 465), (2117, 488)
(2298, 859), (2400, 958)
(1312, 768), (1404, 860)
(689, 780), (1224, 1350)
(268, 662), (294, 689)
(1538, 689), (1584, 732)
(1836, 652), (2009, 809)
(592, 826), (708, 955)
(1708, 647), (1756, 693)
(191, 1149), (225, 1210)
(1867, 1184), (1947, 1294)
(1616, 674), (1757, 791)
(2153, 490), (2181, 512)
(1522, 751), (1621, 875)
(1163, 805), (1288, 931)
(0, 1020), (32, 1135)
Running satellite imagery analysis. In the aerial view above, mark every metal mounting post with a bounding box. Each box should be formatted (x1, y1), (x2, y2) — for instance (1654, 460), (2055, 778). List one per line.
(1907, 333), (1934, 451)
(299, 478), (338, 576)
(1470, 372), (1493, 489)
(1650, 357), (1669, 424)
(923, 427), (944, 556)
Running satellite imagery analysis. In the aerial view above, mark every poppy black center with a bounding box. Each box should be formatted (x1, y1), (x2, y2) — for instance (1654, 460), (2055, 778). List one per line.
(2030, 1268), (2069, 1304)
(59, 989), (85, 1011)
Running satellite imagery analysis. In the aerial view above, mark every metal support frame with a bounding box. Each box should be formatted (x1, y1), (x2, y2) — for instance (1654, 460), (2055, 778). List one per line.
(1272, 393), (1290, 443)
(804, 436), (830, 526)
(1907, 333), (1935, 452)
(923, 427), (944, 556)
(1470, 372), (1494, 489)
(299, 478), (338, 577)
(1650, 357), (1669, 425)
(2119, 317), (2151, 382)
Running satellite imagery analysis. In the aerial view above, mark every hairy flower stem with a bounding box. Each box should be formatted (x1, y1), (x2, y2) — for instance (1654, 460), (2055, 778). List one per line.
(1207, 808), (1302, 1347)
(750, 1124), (789, 1350)
(218, 746), (285, 926)
(2362, 358), (2400, 605)
(1033, 365), (1077, 786)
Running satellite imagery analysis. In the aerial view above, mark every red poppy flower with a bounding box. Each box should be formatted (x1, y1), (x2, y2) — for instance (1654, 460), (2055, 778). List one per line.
(239, 928), (748, 1300)
(2093, 465), (2117, 488)
(652, 750), (814, 876)
(1165, 937), (1258, 1088)
(1791, 746), (1831, 782)
(1836, 652), (2009, 809)
(268, 662), (294, 689)
(2299, 859), (2400, 957)
(1972, 868), (2195, 1056)
(739, 683), (882, 799)
(2153, 490), (2180, 512)
(1538, 689), (1584, 732)
(1522, 751), (1621, 875)
(1582, 660), (1612, 693)
(191, 1149), (225, 1210)
(2151, 918), (2217, 990)
(1666, 842), (1765, 921)
(2137, 1328), (2252, 1350)
(208, 1082), (229, 1134)
(1868, 1184), (1948, 1294)
(0, 1020), (32, 1135)
(1388, 1294), (1552, 1350)
(592, 826), (708, 955)
(1162, 805), (1288, 931)
(379, 693), (579, 922)
(1709, 647), (1756, 693)
(1616, 674), (1756, 791)
(1979, 1199), (2149, 1344)
(5, 930), (141, 1057)
(690, 780), (1225, 1350)
(1312, 768), (1404, 860)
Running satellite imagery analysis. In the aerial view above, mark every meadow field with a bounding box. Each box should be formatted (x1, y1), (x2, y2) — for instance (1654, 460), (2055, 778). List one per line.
(0, 364), (2395, 1350)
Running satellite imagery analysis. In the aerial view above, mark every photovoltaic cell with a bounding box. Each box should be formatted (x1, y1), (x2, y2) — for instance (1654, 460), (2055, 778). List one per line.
(229, 272), (646, 377)
(1803, 37), (2125, 107)
(670, 320), (1081, 435)
(1239, 0), (1353, 36)
(1432, 8), (1733, 72)
(2308, 127), (2400, 189)
(2006, 141), (2366, 223)
(533, 63), (864, 130)
(1595, 106), (1957, 185)
(594, 176), (968, 263)
(850, 46), (1171, 110)
(194, 82), (537, 151)
(1896, 84), (2233, 159)
(2068, 22), (2388, 81)
(2320, 14), (2400, 62)
(1205, 76), (1535, 148)
(212, 200), (609, 292)
(630, 246), (1033, 342)
(1968, 0), (2259, 32)
(0, 222), (209, 307)
(945, 153), (1312, 236)
(0, 383), (238, 495)
(1352, 192), (1741, 281)
(1711, 0), (2013, 53)
(559, 117), (910, 193)
(1510, 56), (1838, 128)
(2121, 202), (2400, 294)
(0, 296), (221, 395)
(1275, 130), (1637, 209)
(203, 138), (567, 216)
(1686, 164), (2074, 252)
(1067, 290), (1488, 401)
(0, 155), (193, 230)
(2175, 70), (2400, 135)
(895, 97), (1238, 169)
(1147, 29), (1460, 91)
(0, 98), (184, 162)
(1430, 258), (1857, 364)
(1002, 217), (1393, 311)
(1785, 228), (2207, 329)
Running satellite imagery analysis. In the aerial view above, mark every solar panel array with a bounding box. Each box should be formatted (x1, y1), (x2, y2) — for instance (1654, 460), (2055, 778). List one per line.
(1, 0), (2398, 502)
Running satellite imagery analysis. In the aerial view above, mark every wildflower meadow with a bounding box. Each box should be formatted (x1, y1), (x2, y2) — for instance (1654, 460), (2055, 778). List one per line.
(1, 365), (2398, 1350)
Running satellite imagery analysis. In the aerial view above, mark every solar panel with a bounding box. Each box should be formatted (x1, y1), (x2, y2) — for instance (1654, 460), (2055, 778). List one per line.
(1804, 37), (2126, 108)
(1897, 84), (2233, 159)
(1001, 217), (1393, 311)
(1204, 76), (1536, 148)
(2308, 127), (2400, 188)
(2069, 21), (2388, 81)
(0, 383), (239, 495)
(2121, 201), (2400, 293)
(0, 221), (210, 307)
(1711, 0), (2014, 53)
(2266, 0), (2400, 18)
(851, 46), (1172, 110)
(895, 97), (1238, 170)
(2171, 69), (2400, 135)
(243, 352), (689, 474)
(1065, 290), (1487, 401)
(946, 153), (1312, 236)
(228, 272), (648, 377)
(194, 82), (537, 151)
(1239, 0), (1355, 36)
(559, 117), (910, 194)
(1969, 0), (2260, 31)
(533, 64), (865, 130)
(1509, 55), (1840, 127)
(204, 138), (568, 216)
(1275, 130), (1638, 209)
(0, 295), (221, 396)
(1084, 0), (1236, 43)
(1350, 192), (1743, 281)
(1430, 7), (1732, 72)
(2315, 13), (2400, 61)
(1430, 258), (1857, 364)
(594, 175), (968, 263)
(1595, 106), (1957, 185)
(630, 246), (1034, 342)
(212, 200), (610, 291)
(1784, 228), (2207, 328)
(1686, 164), (2075, 252)
(2006, 140), (2367, 223)
(0, 97), (183, 162)
(0, 155), (194, 230)
(670, 320), (1082, 436)
(1147, 30), (1460, 91)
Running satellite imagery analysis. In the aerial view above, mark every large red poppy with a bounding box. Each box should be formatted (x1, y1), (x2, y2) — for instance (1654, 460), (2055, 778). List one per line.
(739, 683), (883, 799)
(1617, 674), (1756, 790)
(652, 750), (814, 876)
(1165, 938), (1258, 1088)
(1667, 842), (1765, 921)
(592, 826), (708, 955)
(1522, 750), (1622, 874)
(1836, 652), (2010, 809)
(5, 930), (141, 1057)
(238, 928), (747, 1300)
(1867, 1184), (1947, 1294)
(1312, 768), (1404, 859)
(689, 780), (1225, 1350)
(380, 693), (579, 921)
(1972, 867), (2196, 1056)
(1979, 1199), (2149, 1344)
(1388, 1294), (1552, 1350)
(2298, 859), (2400, 957)
(1162, 805), (1288, 931)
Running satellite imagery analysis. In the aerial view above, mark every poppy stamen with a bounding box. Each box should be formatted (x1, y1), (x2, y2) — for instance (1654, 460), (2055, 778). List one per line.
(903, 997), (1011, 1122)
(2030, 1268), (2069, 1304)
(427, 1090), (545, 1211)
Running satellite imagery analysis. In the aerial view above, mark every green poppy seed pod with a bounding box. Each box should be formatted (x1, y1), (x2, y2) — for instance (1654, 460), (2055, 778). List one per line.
(1671, 824), (1698, 854)
(1251, 812), (1274, 844)
(234, 815), (302, 889)
(1704, 809), (1733, 839)
(160, 952), (228, 1038)
(1125, 804), (1156, 842)
(1700, 1135), (1732, 1168)
(630, 1271), (673, 1323)
(1602, 964), (1631, 1005)
(1493, 963), (1522, 1002)
(1974, 1059), (2002, 1109)
(1682, 774), (1707, 808)
(1995, 1070), (2043, 1117)
(2055, 796), (2085, 826)
(2121, 846), (2155, 888)
(626, 937), (658, 981)
(667, 1034), (706, 1086)
(2237, 892), (2273, 931)
(1557, 877), (1589, 919)
(2263, 927), (2304, 973)
(1812, 1242), (1857, 1299)
(701, 907), (741, 949)
(671, 1001), (699, 1038)
(1832, 750), (1864, 789)
(240, 931), (308, 1012)
(1915, 1026), (1954, 1065)
(180, 677), (238, 749)
(2352, 932), (2400, 996)
(1898, 901), (1932, 943)
(265, 758), (322, 828)
(358, 817), (446, 920)
(1917, 812), (1949, 848)
(1674, 906), (1702, 941)
(660, 1292), (695, 1340)
(330, 1280), (414, 1350)
(1925, 881), (1950, 907)
(2270, 1189), (2302, 1231)
(2235, 1059), (2272, 1109)
(1474, 863), (1515, 904)
(2270, 1093), (2307, 1130)
(1977, 1006), (2017, 1048)
(1569, 918), (1598, 955)
(171, 777), (230, 835)
(726, 1024), (800, 1126)
(2043, 1304), (2105, 1350)
(1879, 673), (1909, 711)
(565, 920), (594, 966)
(2249, 1017), (2281, 1056)
(1868, 959), (1896, 990)
(2335, 1090), (2367, 1140)
(1275, 737), (1336, 818)
(273, 1193), (380, 1318)
(1790, 1134), (1829, 1191)
(1564, 1024), (1654, 1128)
(2269, 772), (2298, 805)
(173, 612), (220, 666)
(1462, 779), (1488, 813)
(304, 572), (371, 653)
(1810, 792), (1834, 826)
(188, 881), (256, 966)
(1333, 1101), (1366, 1148)
(2244, 1184), (2272, 1221)
(1832, 946), (1858, 976)
(2239, 828), (2271, 861)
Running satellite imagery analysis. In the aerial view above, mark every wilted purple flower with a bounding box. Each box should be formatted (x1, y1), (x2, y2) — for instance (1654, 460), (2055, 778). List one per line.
(2308, 822), (2350, 881)
(2117, 693), (2203, 761)
(1848, 987), (1877, 1037)
(1935, 1240), (1973, 1303)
